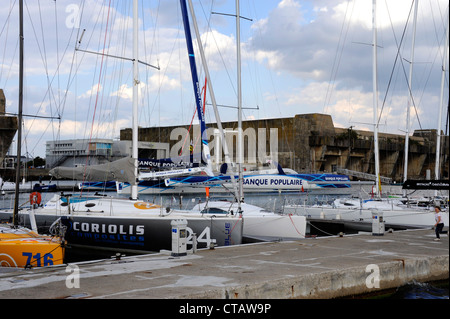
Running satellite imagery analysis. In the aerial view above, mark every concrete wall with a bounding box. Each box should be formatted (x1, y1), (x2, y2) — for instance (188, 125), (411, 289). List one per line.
(120, 113), (449, 182)
(0, 89), (18, 165)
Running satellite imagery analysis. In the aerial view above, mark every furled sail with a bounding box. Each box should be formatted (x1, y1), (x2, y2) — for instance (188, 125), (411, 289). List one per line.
(49, 157), (135, 183)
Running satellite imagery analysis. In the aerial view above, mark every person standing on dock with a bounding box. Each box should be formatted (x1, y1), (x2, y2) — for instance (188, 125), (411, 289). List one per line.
(433, 206), (445, 241)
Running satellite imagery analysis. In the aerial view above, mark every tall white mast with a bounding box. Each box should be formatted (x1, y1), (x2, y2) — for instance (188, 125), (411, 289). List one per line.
(372, 0), (380, 196)
(435, 13), (449, 180)
(131, 0), (139, 200)
(403, 0), (419, 184)
(236, 0), (244, 206)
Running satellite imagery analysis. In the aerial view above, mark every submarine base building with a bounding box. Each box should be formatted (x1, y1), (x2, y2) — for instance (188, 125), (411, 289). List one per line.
(120, 113), (448, 184)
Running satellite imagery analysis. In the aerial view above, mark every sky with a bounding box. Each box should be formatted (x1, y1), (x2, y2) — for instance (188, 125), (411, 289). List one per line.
(0, 0), (448, 160)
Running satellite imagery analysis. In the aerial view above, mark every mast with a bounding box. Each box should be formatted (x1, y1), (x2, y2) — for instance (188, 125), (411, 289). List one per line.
(183, 0), (239, 201)
(372, 0), (380, 197)
(13, 0), (24, 227)
(179, 0), (212, 174)
(435, 13), (449, 180)
(131, 0), (139, 200)
(403, 0), (419, 184)
(236, 0), (244, 206)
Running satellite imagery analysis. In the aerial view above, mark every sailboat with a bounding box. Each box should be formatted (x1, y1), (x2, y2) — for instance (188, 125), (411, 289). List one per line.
(0, 0), (243, 254)
(283, 0), (449, 231)
(177, 0), (307, 242)
(0, 225), (65, 268)
(0, 0), (65, 268)
(166, 0), (351, 195)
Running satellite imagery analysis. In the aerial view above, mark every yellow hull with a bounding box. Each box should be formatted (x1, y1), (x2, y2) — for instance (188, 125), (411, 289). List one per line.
(0, 225), (65, 268)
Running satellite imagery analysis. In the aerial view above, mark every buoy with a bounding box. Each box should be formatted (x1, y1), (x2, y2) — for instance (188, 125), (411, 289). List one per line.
(30, 192), (42, 206)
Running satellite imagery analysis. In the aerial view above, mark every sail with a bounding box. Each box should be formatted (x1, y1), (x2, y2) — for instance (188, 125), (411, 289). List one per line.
(49, 157), (135, 183)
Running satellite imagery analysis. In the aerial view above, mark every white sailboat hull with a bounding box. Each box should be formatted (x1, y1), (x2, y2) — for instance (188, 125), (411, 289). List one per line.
(284, 200), (448, 229)
(0, 194), (243, 253)
(243, 214), (306, 241)
(192, 201), (306, 241)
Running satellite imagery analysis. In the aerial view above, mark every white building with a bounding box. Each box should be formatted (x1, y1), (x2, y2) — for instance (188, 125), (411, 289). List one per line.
(45, 139), (169, 169)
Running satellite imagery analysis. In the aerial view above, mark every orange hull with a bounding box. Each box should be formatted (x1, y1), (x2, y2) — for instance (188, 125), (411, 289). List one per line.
(0, 225), (65, 268)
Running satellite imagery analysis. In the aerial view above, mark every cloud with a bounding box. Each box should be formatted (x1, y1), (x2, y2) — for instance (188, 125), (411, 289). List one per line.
(1, 0), (447, 160)
(246, 0), (447, 135)
(110, 76), (181, 101)
(79, 84), (103, 99)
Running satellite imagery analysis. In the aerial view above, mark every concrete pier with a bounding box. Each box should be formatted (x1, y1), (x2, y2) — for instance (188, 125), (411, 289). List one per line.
(0, 229), (447, 299)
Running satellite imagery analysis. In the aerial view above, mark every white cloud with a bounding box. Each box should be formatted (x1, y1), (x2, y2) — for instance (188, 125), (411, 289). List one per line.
(79, 84), (103, 99)
(201, 30), (236, 71)
(2, 0), (447, 159)
(110, 76), (180, 102)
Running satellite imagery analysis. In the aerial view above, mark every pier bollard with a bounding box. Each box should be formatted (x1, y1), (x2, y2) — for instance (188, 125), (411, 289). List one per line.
(371, 211), (385, 236)
(192, 233), (197, 253)
(171, 219), (188, 257)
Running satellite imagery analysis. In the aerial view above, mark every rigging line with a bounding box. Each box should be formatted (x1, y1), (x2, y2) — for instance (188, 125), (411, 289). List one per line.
(96, 0), (119, 140)
(179, 78), (208, 156)
(144, 0), (162, 130)
(178, 0), (183, 129)
(23, 2), (80, 146)
(0, 0), (16, 85)
(148, 19), (179, 127)
(141, 0), (150, 127)
(62, 0), (86, 142)
(410, 6), (447, 132)
(109, 1), (129, 139)
(24, 3), (80, 124)
(237, 1), (261, 120)
(203, 4), (237, 99)
(19, 1), (59, 156)
(74, 1), (107, 142)
(323, 0), (355, 114)
(247, 0), (294, 159)
(37, 1), (86, 168)
(23, 1), (58, 134)
(377, 0), (416, 128)
(1, 31), (18, 89)
(142, 0), (161, 68)
(82, 2), (108, 141)
(388, 0), (424, 132)
(37, 0), (57, 125)
(54, 0), (61, 115)
(78, 1), (118, 188)
(0, 0), (16, 38)
(82, 0), (112, 193)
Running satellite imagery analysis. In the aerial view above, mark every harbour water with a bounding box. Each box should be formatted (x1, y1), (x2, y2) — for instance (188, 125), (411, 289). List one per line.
(353, 280), (449, 299)
(389, 281), (448, 299)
